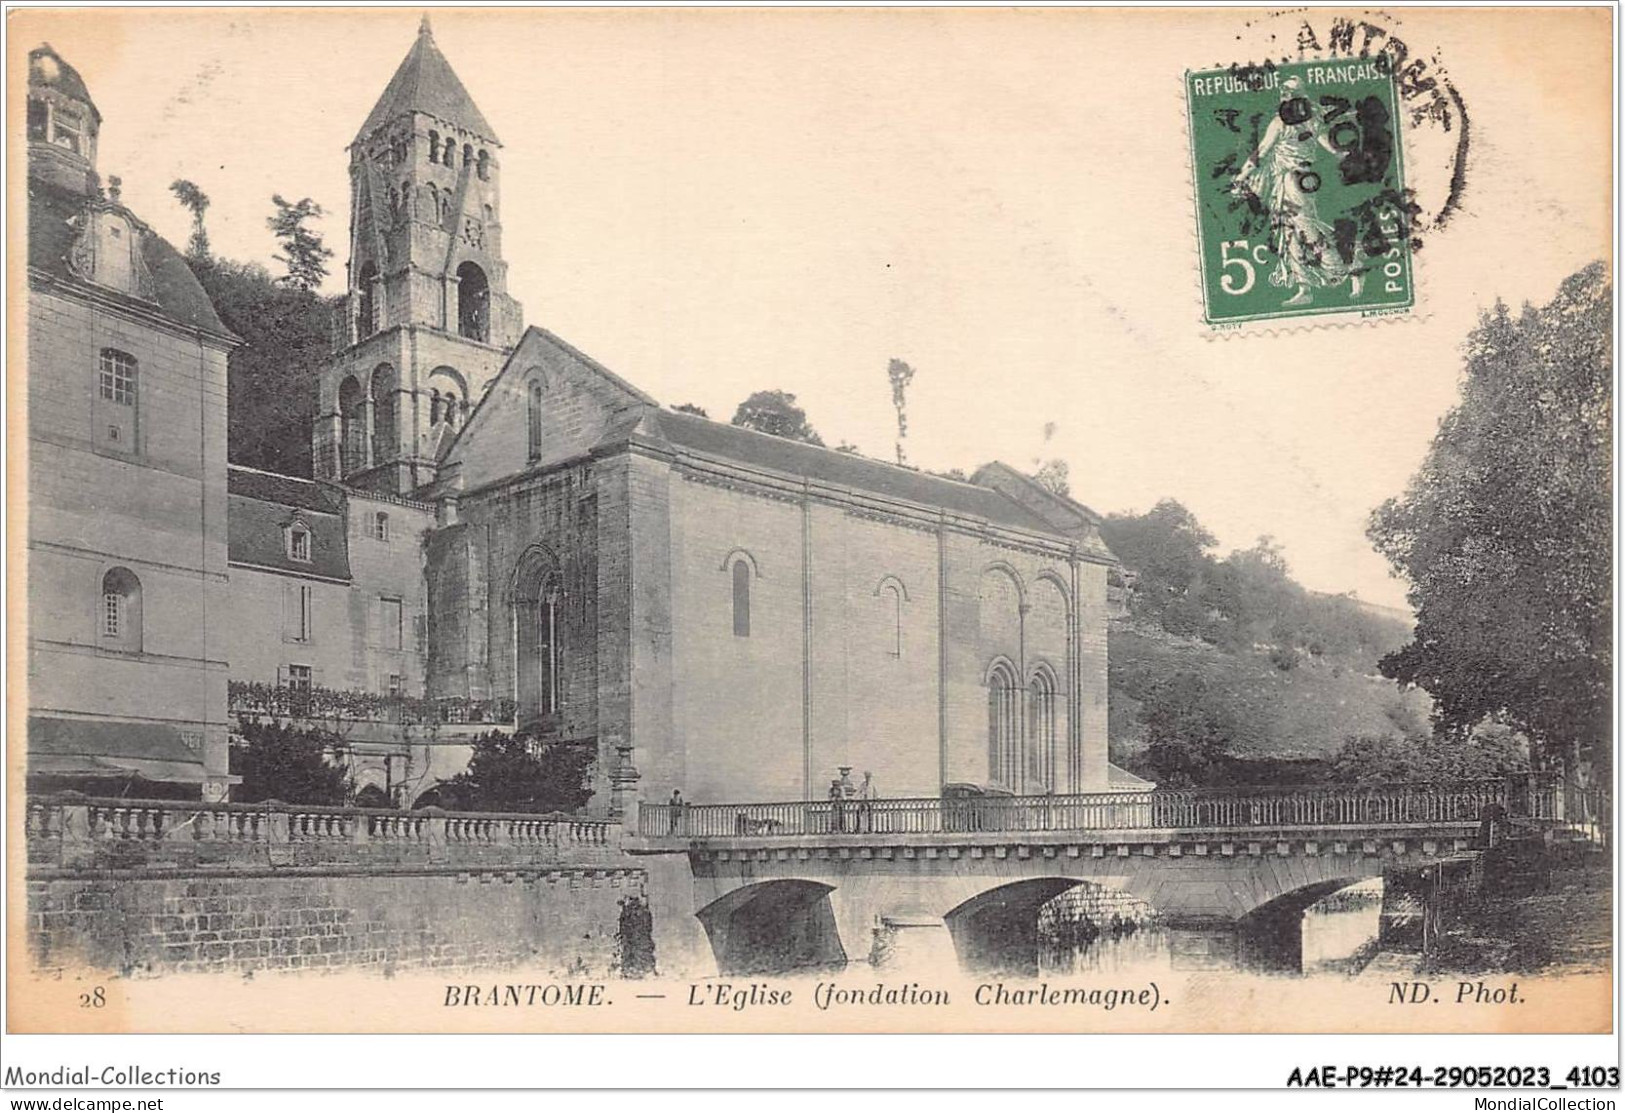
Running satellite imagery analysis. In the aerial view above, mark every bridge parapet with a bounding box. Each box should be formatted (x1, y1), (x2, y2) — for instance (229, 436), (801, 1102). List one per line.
(25, 794), (623, 873)
(637, 778), (1528, 844)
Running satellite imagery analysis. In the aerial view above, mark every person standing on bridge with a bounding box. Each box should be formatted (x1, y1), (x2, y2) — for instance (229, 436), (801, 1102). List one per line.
(829, 778), (847, 834)
(669, 788), (686, 836)
(858, 772), (875, 833)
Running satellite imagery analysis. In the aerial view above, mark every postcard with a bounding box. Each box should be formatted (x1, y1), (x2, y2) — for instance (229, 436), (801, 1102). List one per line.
(6, 5), (1613, 1057)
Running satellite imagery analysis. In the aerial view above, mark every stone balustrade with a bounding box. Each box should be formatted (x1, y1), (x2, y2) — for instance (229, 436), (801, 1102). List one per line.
(26, 793), (620, 873)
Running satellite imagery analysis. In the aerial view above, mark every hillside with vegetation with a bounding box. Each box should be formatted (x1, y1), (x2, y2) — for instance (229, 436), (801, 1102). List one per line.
(1100, 501), (1450, 786)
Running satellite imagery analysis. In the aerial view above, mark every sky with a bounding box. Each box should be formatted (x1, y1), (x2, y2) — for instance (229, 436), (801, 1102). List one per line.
(14, 7), (1612, 609)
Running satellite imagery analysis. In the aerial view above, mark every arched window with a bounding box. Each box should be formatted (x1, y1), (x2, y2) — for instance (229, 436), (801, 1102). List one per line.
(732, 559), (752, 638)
(526, 378), (544, 459)
(514, 550), (564, 727)
(877, 577), (905, 657)
(477, 150), (490, 181)
(429, 390), (442, 425)
(339, 376), (365, 473)
(987, 662), (1020, 789)
(456, 262), (490, 342)
(427, 130), (440, 164)
(1027, 668), (1057, 792)
(356, 261), (379, 336)
(100, 567), (142, 653)
(462, 143), (473, 167)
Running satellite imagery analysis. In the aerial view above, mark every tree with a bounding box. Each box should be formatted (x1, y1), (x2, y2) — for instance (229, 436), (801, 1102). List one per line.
(1136, 672), (1242, 787)
(671, 402), (709, 418)
(1033, 458), (1071, 497)
(437, 730), (595, 813)
(1032, 421), (1071, 497)
(1328, 725), (1529, 785)
(1099, 499), (1217, 620)
(730, 389), (824, 445)
(267, 194), (334, 290)
(230, 720), (349, 805)
(1368, 264), (1611, 768)
(188, 256), (336, 475)
(169, 178), (211, 260)
(887, 358), (916, 464)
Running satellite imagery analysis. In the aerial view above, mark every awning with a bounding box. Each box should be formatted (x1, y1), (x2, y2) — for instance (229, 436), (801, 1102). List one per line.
(27, 716), (211, 784)
(27, 752), (215, 784)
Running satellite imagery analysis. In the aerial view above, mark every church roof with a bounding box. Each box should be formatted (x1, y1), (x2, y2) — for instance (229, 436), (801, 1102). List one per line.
(644, 409), (1063, 536)
(27, 178), (232, 338)
(355, 18), (497, 145)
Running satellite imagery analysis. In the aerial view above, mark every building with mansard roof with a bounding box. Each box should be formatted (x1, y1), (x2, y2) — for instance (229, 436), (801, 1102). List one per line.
(25, 43), (238, 798)
(26, 23), (1129, 809)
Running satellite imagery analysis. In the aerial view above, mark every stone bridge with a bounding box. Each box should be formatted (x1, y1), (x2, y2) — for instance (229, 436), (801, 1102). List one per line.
(632, 781), (1522, 975)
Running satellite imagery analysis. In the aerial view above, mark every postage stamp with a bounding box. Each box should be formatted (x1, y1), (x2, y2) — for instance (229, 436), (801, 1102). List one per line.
(1186, 58), (1415, 330)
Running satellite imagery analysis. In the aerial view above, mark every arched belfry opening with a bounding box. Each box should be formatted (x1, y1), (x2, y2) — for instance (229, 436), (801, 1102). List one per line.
(356, 260), (379, 337)
(339, 376), (366, 474)
(370, 364), (397, 465)
(457, 261), (490, 342)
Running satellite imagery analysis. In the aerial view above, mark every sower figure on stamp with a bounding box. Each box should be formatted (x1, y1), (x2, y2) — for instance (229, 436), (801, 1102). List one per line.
(1231, 75), (1364, 307)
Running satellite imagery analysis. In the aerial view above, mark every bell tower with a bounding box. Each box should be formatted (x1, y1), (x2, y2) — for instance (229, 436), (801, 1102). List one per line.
(315, 16), (522, 494)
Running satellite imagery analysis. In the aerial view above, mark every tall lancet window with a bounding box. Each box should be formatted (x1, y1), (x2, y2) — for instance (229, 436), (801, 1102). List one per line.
(1026, 668), (1057, 792)
(987, 661), (1020, 790)
(732, 558), (751, 638)
(526, 377), (544, 459)
(514, 550), (564, 728)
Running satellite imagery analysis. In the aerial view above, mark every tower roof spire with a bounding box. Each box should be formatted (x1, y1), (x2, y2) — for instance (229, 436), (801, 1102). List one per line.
(354, 18), (497, 146)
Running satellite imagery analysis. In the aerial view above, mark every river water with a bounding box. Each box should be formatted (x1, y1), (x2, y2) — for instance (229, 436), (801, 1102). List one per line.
(1033, 878), (1385, 977)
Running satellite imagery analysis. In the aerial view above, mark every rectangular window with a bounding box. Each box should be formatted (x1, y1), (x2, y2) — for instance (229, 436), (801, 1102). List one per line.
(288, 527), (311, 562)
(284, 582), (313, 642)
(98, 349), (137, 405)
(374, 512), (389, 541)
(53, 108), (82, 154)
(102, 592), (121, 637)
(287, 664), (312, 694)
(381, 597), (403, 651)
(388, 673), (403, 697)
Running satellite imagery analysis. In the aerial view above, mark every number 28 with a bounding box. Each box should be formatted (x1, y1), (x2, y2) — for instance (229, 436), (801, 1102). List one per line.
(1219, 239), (1271, 295)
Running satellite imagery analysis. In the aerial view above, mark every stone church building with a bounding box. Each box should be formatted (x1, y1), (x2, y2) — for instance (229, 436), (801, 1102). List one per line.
(25, 24), (1130, 811)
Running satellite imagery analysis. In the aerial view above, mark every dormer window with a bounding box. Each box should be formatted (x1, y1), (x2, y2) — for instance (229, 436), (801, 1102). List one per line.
(287, 523), (312, 562)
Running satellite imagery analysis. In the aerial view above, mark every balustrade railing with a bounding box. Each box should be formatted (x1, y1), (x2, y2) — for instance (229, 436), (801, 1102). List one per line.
(25, 795), (619, 871)
(1517, 775), (1611, 849)
(637, 778), (1532, 841)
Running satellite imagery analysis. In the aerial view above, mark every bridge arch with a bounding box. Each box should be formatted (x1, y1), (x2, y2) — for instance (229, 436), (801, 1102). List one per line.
(696, 880), (847, 975)
(943, 877), (1158, 975)
(1237, 876), (1383, 973)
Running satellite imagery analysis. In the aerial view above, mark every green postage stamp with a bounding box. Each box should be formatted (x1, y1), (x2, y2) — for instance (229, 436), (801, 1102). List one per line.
(1186, 58), (1414, 330)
